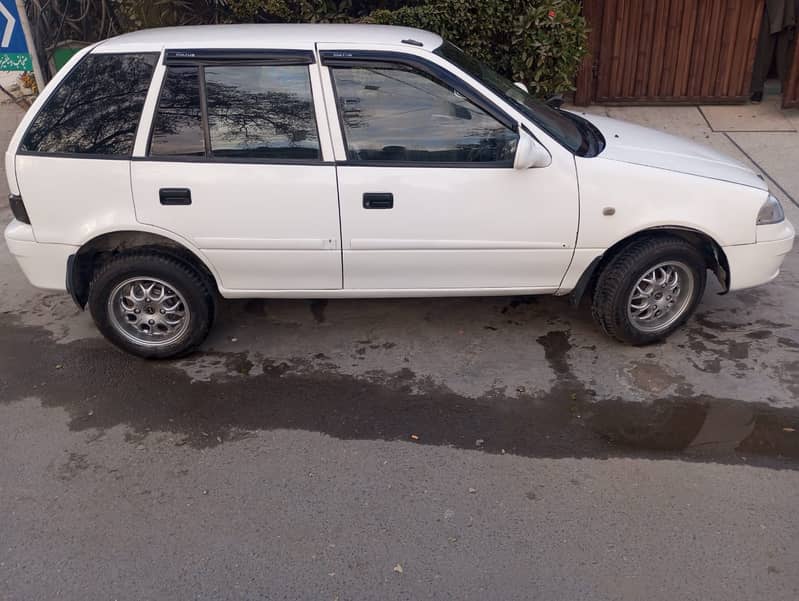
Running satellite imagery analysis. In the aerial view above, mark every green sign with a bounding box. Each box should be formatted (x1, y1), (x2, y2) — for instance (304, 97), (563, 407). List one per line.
(0, 52), (31, 71)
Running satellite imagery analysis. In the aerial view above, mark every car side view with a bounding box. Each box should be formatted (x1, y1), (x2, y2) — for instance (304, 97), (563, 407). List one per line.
(4, 24), (795, 358)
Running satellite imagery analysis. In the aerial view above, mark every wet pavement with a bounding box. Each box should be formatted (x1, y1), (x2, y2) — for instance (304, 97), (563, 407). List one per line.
(2, 306), (799, 469)
(2, 99), (799, 599)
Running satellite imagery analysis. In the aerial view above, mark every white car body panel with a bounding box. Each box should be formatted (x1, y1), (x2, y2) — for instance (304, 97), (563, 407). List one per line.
(574, 156), (766, 249)
(15, 155), (136, 245)
(579, 113), (767, 190)
(3, 220), (77, 289)
(725, 232), (795, 290)
(131, 161), (342, 290)
(91, 24), (443, 54)
(2, 24), (794, 309)
(334, 165), (577, 289)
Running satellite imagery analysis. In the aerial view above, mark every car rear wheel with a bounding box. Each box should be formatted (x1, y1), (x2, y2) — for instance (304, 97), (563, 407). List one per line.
(88, 252), (215, 358)
(591, 236), (707, 345)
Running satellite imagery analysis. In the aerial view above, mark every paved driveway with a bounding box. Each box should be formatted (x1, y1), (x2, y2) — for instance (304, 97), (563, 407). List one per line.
(1, 99), (798, 600)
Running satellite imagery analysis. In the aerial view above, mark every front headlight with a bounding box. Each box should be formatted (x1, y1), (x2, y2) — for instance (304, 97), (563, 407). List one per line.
(757, 194), (785, 225)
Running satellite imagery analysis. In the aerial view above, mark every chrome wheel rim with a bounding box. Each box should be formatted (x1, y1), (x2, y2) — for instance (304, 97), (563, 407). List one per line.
(108, 277), (190, 347)
(627, 261), (695, 333)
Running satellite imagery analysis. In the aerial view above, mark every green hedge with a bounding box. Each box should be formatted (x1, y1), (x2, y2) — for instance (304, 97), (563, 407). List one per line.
(221, 0), (588, 97)
(222, 1), (428, 23)
(368, 0), (587, 97)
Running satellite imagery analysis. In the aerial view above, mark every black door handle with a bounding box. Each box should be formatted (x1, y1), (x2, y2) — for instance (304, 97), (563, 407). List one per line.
(363, 193), (393, 209)
(159, 188), (192, 206)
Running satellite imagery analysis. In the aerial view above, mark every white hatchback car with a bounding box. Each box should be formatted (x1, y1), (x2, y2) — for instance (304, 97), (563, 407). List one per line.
(4, 24), (795, 358)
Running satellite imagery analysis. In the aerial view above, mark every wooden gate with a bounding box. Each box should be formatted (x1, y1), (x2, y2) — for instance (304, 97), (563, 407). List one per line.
(784, 37), (799, 108)
(575, 0), (765, 105)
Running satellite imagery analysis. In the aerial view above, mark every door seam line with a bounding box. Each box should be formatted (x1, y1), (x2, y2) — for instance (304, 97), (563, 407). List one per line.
(334, 163), (345, 289)
(314, 42), (345, 289)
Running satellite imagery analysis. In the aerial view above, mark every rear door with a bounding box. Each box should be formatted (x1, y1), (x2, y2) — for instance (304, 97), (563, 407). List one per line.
(132, 49), (341, 292)
(317, 45), (579, 292)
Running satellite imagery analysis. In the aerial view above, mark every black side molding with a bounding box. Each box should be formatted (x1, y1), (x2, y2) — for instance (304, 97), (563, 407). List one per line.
(164, 49), (315, 66)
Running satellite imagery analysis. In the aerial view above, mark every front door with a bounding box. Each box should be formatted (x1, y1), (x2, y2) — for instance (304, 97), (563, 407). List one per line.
(319, 49), (578, 291)
(132, 50), (341, 292)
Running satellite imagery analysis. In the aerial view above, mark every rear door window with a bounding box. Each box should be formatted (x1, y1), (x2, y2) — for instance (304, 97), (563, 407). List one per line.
(149, 60), (320, 161)
(21, 53), (157, 156)
(205, 65), (319, 159)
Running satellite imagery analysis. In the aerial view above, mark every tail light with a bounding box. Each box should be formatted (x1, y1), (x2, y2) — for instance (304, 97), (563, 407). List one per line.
(9, 194), (30, 224)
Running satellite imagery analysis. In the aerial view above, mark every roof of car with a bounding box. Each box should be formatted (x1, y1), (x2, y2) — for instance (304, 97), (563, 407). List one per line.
(95, 24), (443, 53)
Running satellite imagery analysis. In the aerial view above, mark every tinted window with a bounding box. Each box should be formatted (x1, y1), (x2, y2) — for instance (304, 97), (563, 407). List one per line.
(21, 53), (157, 156)
(330, 65), (518, 163)
(150, 66), (205, 157)
(205, 65), (319, 159)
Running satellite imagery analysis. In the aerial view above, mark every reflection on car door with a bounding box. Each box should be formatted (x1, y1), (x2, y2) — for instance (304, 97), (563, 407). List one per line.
(320, 49), (579, 292)
(132, 50), (342, 292)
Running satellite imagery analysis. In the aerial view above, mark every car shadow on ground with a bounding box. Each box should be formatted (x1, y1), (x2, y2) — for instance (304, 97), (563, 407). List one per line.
(2, 289), (798, 469)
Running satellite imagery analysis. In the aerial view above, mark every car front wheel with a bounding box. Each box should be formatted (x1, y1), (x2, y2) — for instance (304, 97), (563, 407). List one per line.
(88, 252), (215, 358)
(591, 236), (707, 345)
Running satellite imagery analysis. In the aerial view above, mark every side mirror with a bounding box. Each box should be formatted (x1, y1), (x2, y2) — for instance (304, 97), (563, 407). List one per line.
(546, 94), (564, 109)
(514, 81), (529, 94)
(514, 128), (551, 169)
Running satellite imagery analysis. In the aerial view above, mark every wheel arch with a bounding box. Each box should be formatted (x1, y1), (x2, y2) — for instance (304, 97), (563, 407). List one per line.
(570, 226), (730, 306)
(67, 230), (219, 309)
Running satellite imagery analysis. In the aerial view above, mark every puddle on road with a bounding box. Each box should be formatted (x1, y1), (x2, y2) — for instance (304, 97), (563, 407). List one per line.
(1, 316), (798, 468)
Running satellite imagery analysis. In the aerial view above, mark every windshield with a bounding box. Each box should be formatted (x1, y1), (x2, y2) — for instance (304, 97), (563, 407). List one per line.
(434, 41), (595, 155)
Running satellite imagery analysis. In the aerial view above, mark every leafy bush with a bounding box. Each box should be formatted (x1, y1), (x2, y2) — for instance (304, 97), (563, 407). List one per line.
(114, 0), (218, 29)
(368, 0), (587, 97)
(222, 0), (588, 96)
(215, 0), (587, 96)
(222, 0), (352, 22)
(222, 1), (427, 23)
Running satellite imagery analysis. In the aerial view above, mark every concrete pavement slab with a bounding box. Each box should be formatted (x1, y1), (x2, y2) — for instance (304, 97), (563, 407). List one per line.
(700, 99), (796, 132)
(781, 105), (799, 129)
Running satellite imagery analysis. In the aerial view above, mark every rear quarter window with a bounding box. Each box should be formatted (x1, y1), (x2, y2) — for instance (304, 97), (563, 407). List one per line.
(21, 53), (158, 156)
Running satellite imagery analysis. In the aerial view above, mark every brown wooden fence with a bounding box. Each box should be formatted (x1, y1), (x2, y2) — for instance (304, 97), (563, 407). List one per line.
(785, 37), (799, 108)
(575, 0), (765, 105)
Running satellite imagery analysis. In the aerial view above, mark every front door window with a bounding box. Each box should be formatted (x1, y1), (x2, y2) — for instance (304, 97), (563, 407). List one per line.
(329, 63), (518, 164)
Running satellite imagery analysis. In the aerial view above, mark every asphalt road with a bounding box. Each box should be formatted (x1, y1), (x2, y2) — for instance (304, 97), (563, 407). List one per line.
(1, 101), (798, 600)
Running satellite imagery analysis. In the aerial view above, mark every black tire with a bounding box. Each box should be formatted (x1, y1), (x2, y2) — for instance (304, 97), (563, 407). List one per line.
(591, 236), (706, 345)
(88, 252), (216, 359)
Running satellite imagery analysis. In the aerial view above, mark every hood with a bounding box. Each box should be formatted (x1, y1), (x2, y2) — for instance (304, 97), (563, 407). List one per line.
(576, 112), (767, 191)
